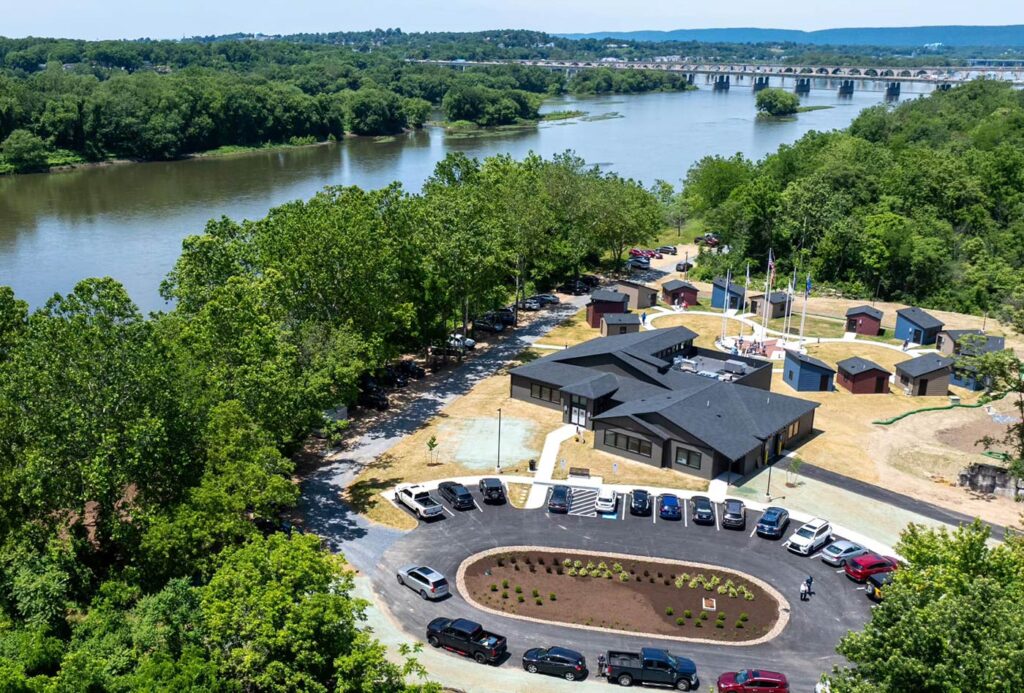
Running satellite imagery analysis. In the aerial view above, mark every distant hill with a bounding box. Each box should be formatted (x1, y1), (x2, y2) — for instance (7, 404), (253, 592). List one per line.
(558, 25), (1024, 47)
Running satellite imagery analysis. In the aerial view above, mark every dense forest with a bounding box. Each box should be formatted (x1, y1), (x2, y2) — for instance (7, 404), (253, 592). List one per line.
(684, 80), (1024, 318)
(0, 152), (659, 688)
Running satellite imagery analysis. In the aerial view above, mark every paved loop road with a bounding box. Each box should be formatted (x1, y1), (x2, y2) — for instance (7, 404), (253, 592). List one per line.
(380, 487), (871, 691)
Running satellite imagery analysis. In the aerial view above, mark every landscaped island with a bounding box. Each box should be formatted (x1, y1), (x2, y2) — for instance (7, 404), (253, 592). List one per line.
(461, 549), (784, 642)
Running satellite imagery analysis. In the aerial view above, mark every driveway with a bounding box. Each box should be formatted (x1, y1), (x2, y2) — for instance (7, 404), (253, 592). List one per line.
(378, 486), (871, 691)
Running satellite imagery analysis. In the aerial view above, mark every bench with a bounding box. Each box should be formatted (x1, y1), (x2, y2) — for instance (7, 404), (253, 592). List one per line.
(568, 467), (590, 478)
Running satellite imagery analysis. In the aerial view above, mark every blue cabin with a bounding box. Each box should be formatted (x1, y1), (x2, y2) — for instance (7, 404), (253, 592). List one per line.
(710, 277), (745, 310)
(950, 365), (989, 391)
(783, 350), (835, 392)
(894, 307), (944, 345)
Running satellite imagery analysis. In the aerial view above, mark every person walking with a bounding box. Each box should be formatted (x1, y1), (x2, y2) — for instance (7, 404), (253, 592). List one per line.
(805, 575), (814, 597)
(800, 581), (809, 602)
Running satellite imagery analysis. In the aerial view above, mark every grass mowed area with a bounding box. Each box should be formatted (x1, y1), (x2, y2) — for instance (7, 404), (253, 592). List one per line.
(767, 314), (847, 339)
(345, 367), (559, 529)
(543, 308), (600, 348)
(648, 312), (742, 349)
(803, 341), (916, 375)
(551, 430), (709, 492)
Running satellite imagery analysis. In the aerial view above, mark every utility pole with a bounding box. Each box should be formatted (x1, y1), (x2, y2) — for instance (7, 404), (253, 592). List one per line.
(496, 408), (502, 473)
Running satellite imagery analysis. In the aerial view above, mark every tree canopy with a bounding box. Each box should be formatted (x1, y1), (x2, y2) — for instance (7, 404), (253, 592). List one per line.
(755, 87), (800, 116)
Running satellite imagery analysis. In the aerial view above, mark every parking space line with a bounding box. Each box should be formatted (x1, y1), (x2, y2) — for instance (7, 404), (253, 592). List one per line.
(441, 505), (454, 517)
(620, 498), (625, 521)
(810, 552), (823, 560)
(835, 569), (845, 574)
(749, 524), (759, 537)
(652, 508), (657, 524)
(856, 586), (866, 590)
(474, 501), (483, 513)
(714, 503), (720, 531)
(682, 499), (688, 527)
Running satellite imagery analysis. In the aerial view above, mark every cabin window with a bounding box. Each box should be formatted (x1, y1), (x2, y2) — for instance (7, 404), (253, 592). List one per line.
(530, 383), (558, 403)
(603, 430), (652, 457)
(674, 448), (701, 469)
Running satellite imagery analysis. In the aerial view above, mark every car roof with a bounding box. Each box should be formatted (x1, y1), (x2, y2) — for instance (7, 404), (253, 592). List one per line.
(827, 539), (860, 550)
(661, 494), (679, 504)
(547, 646), (583, 659)
(852, 552), (885, 564)
(803, 517), (828, 529)
(747, 670), (786, 681)
(480, 477), (501, 487)
(414, 566), (444, 579)
(725, 499), (744, 508)
(633, 488), (649, 496)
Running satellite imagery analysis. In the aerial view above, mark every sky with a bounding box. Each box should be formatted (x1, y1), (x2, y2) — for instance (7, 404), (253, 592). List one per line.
(3, 1), (1023, 41)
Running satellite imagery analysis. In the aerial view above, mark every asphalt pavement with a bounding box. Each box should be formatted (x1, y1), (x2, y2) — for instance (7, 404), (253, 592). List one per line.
(377, 484), (873, 691)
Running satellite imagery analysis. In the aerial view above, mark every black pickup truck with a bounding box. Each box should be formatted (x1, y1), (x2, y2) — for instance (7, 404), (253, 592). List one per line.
(426, 617), (507, 664)
(603, 647), (699, 690)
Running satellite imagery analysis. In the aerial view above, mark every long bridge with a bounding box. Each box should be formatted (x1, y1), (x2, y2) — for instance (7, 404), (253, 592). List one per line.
(415, 59), (1024, 92)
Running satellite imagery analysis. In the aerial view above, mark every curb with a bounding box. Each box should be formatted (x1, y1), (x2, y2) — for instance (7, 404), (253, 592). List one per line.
(456, 545), (790, 647)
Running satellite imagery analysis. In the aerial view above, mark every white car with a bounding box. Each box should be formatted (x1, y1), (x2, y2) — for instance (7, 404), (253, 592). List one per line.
(448, 333), (476, 350)
(787, 518), (832, 555)
(595, 486), (618, 514)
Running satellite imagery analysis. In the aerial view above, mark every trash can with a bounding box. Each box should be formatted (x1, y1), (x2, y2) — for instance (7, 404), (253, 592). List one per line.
(528, 459), (537, 472)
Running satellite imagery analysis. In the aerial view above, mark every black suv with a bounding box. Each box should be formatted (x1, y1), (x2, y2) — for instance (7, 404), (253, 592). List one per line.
(558, 280), (588, 295)
(630, 489), (652, 516)
(755, 506), (790, 538)
(478, 478), (506, 503)
(474, 315), (505, 333)
(396, 359), (426, 379)
(357, 386), (389, 411)
(547, 485), (572, 513)
(721, 499), (746, 530)
(691, 495), (716, 525)
(438, 481), (475, 510)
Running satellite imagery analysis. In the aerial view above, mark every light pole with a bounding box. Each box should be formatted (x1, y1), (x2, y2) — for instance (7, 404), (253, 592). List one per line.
(496, 407), (502, 473)
(765, 462), (773, 499)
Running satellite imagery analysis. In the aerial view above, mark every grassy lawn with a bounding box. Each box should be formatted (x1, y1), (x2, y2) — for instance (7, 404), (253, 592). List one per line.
(648, 313), (743, 349)
(803, 341), (921, 374)
(506, 482), (531, 508)
(543, 308), (600, 348)
(551, 430), (709, 492)
(345, 367), (559, 529)
(767, 314), (846, 338)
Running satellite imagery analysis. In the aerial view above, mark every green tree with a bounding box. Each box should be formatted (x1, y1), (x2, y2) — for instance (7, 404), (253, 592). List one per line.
(1, 129), (50, 172)
(346, 88), (408, 136)
(755, 88), (800, 117)
(961, 344), (1024, 480)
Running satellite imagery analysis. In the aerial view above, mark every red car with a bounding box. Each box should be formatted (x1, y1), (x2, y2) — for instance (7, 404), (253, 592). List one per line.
(629, 248), (645, 257)
(717, 669), (788, 692)
(648, 249), (663, 259)
(844, 553), (899, 582)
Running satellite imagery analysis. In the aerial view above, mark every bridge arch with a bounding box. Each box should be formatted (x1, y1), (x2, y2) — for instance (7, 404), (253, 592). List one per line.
(799, 67), (814, 74)
(881, 69), (894, 77)
(783, 67), (795, 74)
(831, 68), (844, 75)
(864, 68), (879, 77)
(816, 67), (830, 74)
(899, 70), (912, 77)
(848, 68), (862, 75)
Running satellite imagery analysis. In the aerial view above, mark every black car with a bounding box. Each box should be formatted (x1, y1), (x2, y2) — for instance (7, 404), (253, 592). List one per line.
(548, 485), (572, 513)
(630, 489), (652, 516)
(522, 646), (588, 681)
(867, 571), (894, 602)
(438, 481), (475, 510)
(396, 359), (426, 379)
(579, 274), (601, 288)
(721, 499), (746, 530)
(494, 307), (516, 326)
(478, 478), (506, 503)
(376, 365), (408, 389)
(675, 260), (694, 272)
(474, 315), (505, 333)
(558, 280), (588, 296)
(755, 506), (790, 539)
(357, 386), (389, 411)
(691, 495), (716, 525)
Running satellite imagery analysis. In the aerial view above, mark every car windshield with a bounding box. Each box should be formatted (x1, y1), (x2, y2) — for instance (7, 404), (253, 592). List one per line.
(662, 653), (679, 670)
(696, 500), (711, 511)
(735, 670), (750, 684)
(663, 497), (678, 507)
(796, 527), (815, 539)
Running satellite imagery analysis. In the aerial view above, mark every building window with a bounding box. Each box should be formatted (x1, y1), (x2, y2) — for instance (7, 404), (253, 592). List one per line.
(603, 430), (652, 457)
(674, 448), (701, 469)
(530, 383), (558, 403)
(787, 420), (800, 438)
(787, 370), (794, 380)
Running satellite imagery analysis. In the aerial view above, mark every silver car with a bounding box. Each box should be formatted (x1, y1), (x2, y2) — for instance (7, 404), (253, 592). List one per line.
(821, 540), (869, 567)
(397, 565), (450, 600)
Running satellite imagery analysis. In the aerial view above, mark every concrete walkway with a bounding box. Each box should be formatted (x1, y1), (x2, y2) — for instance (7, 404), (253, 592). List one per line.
(524, 424), (579, 508)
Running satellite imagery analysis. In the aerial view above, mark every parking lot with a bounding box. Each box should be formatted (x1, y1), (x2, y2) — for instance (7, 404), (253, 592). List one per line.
(381, 479), (875, 691)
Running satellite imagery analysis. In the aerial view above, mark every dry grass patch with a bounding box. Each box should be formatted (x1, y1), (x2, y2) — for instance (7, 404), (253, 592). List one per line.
(551, 430), (709, 492)
(648, 313), (741, 349)
(543, 308), (600, 348)
(345, 370), (559, 528)
(767, 314), (846, 338)
(803, 341), (919, 375)
(506, 482), (531, 509)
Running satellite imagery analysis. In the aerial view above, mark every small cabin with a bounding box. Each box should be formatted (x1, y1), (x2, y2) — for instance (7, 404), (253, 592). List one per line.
(894, 307), (944, 346)
(836, 357), (890, 395)
(783, 350), (835, 392)
(614, 280), (658, 310)
(586, 289), (629, 328)
(936, 329), (1005, 357)
(749, 291), (793, 320)
(600, 313), (642, 336)
(845, 305), (883, 336)
(662, 279), (699, 308)
(895, 354), (954, 397)
(710, 277), (745, 311)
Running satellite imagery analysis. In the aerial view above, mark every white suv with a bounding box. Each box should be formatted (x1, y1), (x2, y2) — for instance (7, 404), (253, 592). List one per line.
(787, 518), (832, 555)
(595, 486), (618, 514)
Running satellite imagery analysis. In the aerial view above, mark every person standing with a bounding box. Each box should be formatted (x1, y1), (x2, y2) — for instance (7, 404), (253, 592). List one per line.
(800, 581), (809, 602)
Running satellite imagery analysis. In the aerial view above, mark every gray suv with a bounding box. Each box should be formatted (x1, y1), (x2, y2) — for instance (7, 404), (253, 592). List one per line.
(397, 565), (450, 600)
(721, 499), (746, 530)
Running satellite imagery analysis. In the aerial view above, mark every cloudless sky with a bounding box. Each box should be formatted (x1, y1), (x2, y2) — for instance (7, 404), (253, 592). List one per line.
(4, 0), (1023, 41)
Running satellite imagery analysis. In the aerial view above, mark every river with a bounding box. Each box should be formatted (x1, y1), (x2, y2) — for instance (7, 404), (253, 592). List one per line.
(0, 83), (928, 312)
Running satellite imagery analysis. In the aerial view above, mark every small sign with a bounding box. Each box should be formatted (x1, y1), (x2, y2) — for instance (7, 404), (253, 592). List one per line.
(612, 463), (619, 475)
(702, 597), (717, 611)
(559, 458), (567, 469)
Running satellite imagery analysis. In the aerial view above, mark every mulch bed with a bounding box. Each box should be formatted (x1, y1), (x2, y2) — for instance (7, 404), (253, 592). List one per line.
(463, 550), (780, 641)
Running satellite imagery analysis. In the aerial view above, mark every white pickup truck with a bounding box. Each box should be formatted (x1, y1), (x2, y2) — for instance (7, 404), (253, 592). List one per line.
(396, 484), (444, 519)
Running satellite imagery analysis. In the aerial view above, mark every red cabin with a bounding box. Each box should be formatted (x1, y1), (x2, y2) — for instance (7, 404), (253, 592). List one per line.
(662, 279), (699, 308)
(585, 289), (629, 328)
(836, 357), (891, 395)
(845, 305), (883, 336)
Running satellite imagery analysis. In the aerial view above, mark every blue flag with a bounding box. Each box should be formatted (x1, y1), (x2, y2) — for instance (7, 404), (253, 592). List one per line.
(805, 275), (812, 298)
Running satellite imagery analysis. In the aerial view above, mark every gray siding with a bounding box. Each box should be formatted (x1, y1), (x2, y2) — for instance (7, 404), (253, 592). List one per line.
(510, 374), (561, 411)
(664, 438), (717, 480)
(593, 418), (664, 468)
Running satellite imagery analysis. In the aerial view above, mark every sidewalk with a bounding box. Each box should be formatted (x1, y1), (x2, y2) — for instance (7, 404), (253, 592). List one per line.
(524, 424), (580, 508)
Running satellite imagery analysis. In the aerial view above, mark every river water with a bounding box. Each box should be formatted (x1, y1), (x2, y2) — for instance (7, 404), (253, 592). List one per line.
(0, 83), (928, 312)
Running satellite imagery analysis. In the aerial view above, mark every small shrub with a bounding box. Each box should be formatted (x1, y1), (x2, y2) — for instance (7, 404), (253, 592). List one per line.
(674, 577), (685, 589)
(517, 595), (525, 603)
(612, 563), (623, 572)
(619, 572), (630, 582)
(643, 569), (650, 577)
(579, 568), (589, 578)
(549, 593), (557, 601)
(657, 572), (663, 578)
(502, 591), (508, 599)
(515, 586), (522, 594)
(683, 609), (692, 619)
(739, 612), (749, 622)
(573, 560), (583, 569)
(496, 558), (504, 567)
(694, 620), (702, 628)
(604, 570), (613, 579)
(586, 561), (596, 571)
(510, 557), (517, 564)
(524, 556), (531, 565)
(735, 620), (745, 629)
(676, 617), (685, 626)
(514, 565), (520, 571)
(535, 598), (543, 605)
(715, 621), (724, 629)
(717, 612), (726, 621)
(699, 611), (708, 621)
(664, 579), (671, 586)
(635, 575), (642, 582)
(537, 557), (545, 565)
(665, 607), (674, 616)
(562, 558), (572, 567)
(567, 568), (577, 577)
(532, 589), (539, 597)
(501, 579), (509, 588)
(598, 562), (608, 572)
(490, 584), (498, 592)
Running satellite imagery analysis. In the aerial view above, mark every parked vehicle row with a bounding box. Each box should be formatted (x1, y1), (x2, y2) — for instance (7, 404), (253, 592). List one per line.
(397, 478), (507, 522)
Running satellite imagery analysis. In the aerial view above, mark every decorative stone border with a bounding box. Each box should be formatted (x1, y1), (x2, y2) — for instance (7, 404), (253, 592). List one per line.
(456, 545), (790, 647)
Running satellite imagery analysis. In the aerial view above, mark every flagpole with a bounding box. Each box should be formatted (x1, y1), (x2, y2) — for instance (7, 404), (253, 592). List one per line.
(742, 262), (750, 339)
(721, 269), (731, 346)
(799, 274), (810, 347)
(760, 250), (773, 347)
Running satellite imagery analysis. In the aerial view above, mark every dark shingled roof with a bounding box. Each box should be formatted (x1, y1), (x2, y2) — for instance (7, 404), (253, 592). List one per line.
(837, 357), (890, 377)
(590, 288), (629, 304)
(895, 354), (955, 379)
(615, 280), (653, 291)
(784, 349), (836, 373)
(663, 279), (697, 292)
(940, 330), (1006, 355)
(897, 307), (944, 331)
(560, 373), (619, 399)
(711, 277), (746, 295)
(602, 313), (641, 326)
(846, 305), (883, 321)
(751, 291), (791, 305)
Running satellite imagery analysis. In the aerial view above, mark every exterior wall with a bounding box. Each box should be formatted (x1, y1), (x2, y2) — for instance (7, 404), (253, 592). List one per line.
(600, 320), (640, 337)
(509, 374), (561, 411)
(586, 300), (626, 328)
(951, 367), (986, 391)
(751, 299), (791, 320)
(663, 287), (699, 307)
(560, 392), (597, 429)
(592, 418), (664, 468)
(898, 370), (951, 396)
(846, 314), (882, 336)
(837, 369), (890, 394)
(615, 283), (658, 309)
(894, 315), (940, 345)
(935, 332), (955, 356)
(710, 285), (742, 310)
(782, 356), (834, 391)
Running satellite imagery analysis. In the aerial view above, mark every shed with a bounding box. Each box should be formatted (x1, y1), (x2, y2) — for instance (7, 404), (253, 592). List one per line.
(662, 279), (699, 308)
(836, 357), (890, 394)
(586, 288), (629, 328)
(936, 329), (1005, 357)
(749, 291), (793, 320)
(614, 280), (659, 310)
(600, 313), (642, 336)
(710, 277), (745, 310)
(782, 350), (835, 392)
(894, 307), (944, 345)
(845, 305), (883, 336)
(895, 354), (954, 396)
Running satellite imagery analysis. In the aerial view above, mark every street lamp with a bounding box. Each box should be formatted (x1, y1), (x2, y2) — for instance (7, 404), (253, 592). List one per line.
(765, 462), (773, 499)
(496, 407), (502, 473)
